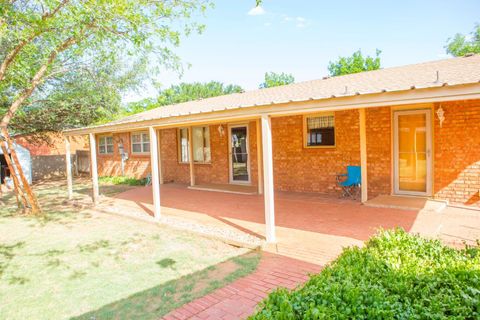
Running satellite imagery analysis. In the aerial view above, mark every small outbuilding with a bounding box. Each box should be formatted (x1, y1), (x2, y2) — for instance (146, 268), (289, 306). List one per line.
(0, 143), (32, 186)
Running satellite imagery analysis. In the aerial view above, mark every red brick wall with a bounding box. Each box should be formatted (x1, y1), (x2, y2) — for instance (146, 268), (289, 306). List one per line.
(97, 121), (258, 185)
(94, 100), (480, 206)
(15, 133), (88, 156)
(97, 132), (151, 179)
(365, 107), (392, 198)
(433, 100), (480, 206)
(271, 111), (360, 193)
(160, 121), (259, 186)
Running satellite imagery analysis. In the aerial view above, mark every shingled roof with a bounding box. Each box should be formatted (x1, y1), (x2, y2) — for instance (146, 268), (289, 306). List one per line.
(68, 54), (480, 133)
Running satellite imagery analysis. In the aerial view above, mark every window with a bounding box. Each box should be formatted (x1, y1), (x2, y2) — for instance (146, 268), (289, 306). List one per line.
(178, 126), (211, 163)
(131, 132), (150, 153)
(305, 114), (335, 147)
(98, 136), (113, 154)
(179, 128), (189, 163)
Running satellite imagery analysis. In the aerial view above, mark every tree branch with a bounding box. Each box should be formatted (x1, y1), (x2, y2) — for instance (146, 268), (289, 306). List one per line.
(0, 0), (70, 82)
(0, 34), (81, 128)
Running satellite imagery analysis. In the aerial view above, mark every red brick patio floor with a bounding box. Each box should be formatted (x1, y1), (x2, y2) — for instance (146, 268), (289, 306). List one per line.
(163, 252), (322, 320)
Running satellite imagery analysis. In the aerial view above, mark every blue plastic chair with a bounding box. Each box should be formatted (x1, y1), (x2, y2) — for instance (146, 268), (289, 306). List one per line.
(336, 165), (361, 199)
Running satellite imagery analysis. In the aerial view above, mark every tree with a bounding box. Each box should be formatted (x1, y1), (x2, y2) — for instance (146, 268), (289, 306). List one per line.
(121, 81), (243, 116)
(0, 0), (211, 214)
(328, 49), (381, 76)
(446, 23), (480, 57)
(259, 72), (295, 88)
(3, 56), (144, 143)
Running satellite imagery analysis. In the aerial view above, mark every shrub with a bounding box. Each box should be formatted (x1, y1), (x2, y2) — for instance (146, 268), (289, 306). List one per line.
(250, 229), (480, 319)
(99, 176), (146, 186)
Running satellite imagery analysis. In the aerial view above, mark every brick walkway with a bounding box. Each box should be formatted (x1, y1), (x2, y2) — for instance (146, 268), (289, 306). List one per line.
(163, 253), (322, 320)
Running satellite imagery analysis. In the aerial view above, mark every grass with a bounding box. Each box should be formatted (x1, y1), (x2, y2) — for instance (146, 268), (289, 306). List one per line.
(0, 180), (260, 319)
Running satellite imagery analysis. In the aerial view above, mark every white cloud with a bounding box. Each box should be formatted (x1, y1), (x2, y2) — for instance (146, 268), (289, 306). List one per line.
(248, 6), (266, 16)
(264, 22), (272, 27)
(281, 15), (309, 28)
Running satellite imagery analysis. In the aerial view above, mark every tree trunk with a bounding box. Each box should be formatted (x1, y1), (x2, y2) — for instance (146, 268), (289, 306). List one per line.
(0, 34), (78, 127)
(0, 35), (81, 214)
(2, 129), (41, 214)
(0, 141), (28, 210)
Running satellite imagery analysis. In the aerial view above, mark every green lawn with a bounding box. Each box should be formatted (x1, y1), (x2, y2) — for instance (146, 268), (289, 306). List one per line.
(0, 180), (260, 320)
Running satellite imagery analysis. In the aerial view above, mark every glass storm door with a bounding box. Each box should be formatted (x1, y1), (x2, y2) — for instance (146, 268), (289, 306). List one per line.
(229, 125), (250, 183)
(394, 110), (432, 195)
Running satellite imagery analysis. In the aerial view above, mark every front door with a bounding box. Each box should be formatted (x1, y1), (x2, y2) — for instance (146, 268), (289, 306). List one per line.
(229, 125), (250, 184)
(393, 109), (432, 196)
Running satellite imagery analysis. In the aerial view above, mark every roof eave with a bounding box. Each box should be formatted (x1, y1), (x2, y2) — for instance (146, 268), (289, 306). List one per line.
(63, 82), (480, 136)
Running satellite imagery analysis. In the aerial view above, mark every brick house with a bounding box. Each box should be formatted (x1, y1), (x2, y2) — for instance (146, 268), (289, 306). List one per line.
(64, 55), (480, 243)
(15, 132), (88, 181)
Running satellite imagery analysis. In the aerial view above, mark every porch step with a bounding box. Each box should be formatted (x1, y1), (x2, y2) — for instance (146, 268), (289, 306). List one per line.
(364, 195), (447, 212)
(188, 183), (258, 195)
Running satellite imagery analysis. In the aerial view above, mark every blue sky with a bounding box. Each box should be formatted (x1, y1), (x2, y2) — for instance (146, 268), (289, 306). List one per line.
(125, 0), (479, 102)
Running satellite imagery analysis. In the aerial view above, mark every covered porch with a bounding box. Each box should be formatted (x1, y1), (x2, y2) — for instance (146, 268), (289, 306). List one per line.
(95, 183), (421, 264)
(62, 56), (480, 251)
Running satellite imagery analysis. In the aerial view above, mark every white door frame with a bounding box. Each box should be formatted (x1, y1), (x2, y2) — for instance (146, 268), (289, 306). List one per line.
(228, 124), (251, 184)
(393, 109), (432, 196)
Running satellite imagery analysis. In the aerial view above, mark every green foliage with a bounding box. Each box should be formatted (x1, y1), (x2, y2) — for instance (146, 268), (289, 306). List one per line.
(1, 0), (212, 134)
(250, 229), (480, 319)
(99, 176), (147, 186)
(259, 72), (295, 89)
(446, 23), (480, 57)
(120, 81), (243, 116)
(328, 49), (381, 76)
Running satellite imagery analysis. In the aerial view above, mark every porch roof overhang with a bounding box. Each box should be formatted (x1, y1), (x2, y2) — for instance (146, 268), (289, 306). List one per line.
(63, 55), (480, 136)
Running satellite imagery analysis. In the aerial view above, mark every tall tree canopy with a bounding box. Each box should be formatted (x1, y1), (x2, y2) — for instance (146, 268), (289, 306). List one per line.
(0, 0), (211, 131)
(259, 72), (295, 89)
(446, 23), (480, 57)
(121, 81), (243, 116)
(328, 49), (381, 76)
(0, 0), (211, 213)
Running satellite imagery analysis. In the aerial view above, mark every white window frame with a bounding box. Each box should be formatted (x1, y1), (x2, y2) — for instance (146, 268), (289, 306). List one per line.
(393, 109), (432, 196)
(303, 113), (336, 148)
(178, 126), (211, 164)
(228, 124), (251, 184)
(98, 135), (114, 154)
(130, 131), (150, 154)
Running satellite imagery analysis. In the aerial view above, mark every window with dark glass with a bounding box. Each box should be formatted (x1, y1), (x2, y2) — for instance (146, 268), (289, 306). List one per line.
(306, 115), (335, 147)
(99, 136), (114, 154)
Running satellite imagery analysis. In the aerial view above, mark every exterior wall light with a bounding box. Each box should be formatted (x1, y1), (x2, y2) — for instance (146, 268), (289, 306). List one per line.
(218, 124), (225, 137)
(436, 106), (445, 128)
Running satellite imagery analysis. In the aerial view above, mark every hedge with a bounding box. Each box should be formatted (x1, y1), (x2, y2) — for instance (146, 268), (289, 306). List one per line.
(250, 229), (480, 319)
(99, 176), (147, 186)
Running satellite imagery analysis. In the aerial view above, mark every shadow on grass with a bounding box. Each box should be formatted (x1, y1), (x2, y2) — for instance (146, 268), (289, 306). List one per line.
(0, 241), (25, 278)
(71, 250), (262, 320)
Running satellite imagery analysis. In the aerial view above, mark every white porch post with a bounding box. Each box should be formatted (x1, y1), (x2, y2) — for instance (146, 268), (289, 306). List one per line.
(157, 129), (164, 185)
(65, 136), (73, 200)
(149, 127), (161, 220)
(261, 114), (276, 243)
(89, 133), (100, 204)
(188, 127), (195, 186)
(359, 108), (368, 203)
(256, 119), (264, 195)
